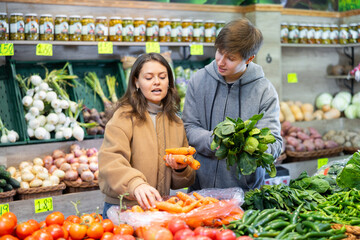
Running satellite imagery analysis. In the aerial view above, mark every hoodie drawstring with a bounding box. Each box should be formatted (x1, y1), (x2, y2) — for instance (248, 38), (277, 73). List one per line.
(238, 84), (242, 118)
(209, 81), (219, 130)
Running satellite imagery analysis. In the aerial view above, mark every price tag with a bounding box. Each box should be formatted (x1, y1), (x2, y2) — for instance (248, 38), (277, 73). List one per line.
(98, 42), (113, 54)
(0, 43), (14, 56)
(146, 42), (160, 53)
(317, 158), (328, 169)
(0, 204), (9, 216)
(190, 44), (203, 55)
(287, 73), (298, 83)
(34, 197), (53, 213)
(36, 43), (53, 56)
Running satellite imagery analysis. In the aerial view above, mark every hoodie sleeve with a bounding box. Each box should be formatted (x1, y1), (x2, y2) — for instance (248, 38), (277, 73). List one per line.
(182, 72), (214, 157)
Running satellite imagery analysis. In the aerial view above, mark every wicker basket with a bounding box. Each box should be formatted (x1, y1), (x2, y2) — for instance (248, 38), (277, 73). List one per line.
(343, 147), (360, 155)
(63, 180), (99, 193)
(0, 190), (16, 203)
(275, 153), (287, 165)
(16, 182), (66, 200)
(285, 146), (344, 162)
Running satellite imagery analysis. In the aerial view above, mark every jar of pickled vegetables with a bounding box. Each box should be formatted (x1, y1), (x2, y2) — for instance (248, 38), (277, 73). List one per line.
(307, 24), (315, 44)
(69, 15), (82, 41)
(109, 17), (122, 41)
(55, 15), (69, 41)
(358, 23), (360, 43)
(25, 14), (38, 40)
(171, 18), (182, 42)
(0, 13), (9, 40)
(95, 16), (108, 41)
(146, 18), (159, 42)
(216, 20), (225, 37)
(321, 24), (331, 44)
(81, 16), (95, 41)
(314, 24), (322, 44)
(39, 14), (54, 41)
(204, 20), (216, 43)
(339, 24), (349, 44)
(134, 17), (145, 42)
(159, 18), (171, 42)
(10, 13), (25, 40)
(280, 22), (288, 43)
(122, 17), (134, 42)
(193, 19), (204, 42)
(298, 24), (307, 44)
(288, 23), (299, 44)
(330, 24), (339, 44)
(349, 23), (358, 44)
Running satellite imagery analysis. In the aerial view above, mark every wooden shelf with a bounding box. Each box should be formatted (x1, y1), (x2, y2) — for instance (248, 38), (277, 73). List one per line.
(281, 43), (360, 48)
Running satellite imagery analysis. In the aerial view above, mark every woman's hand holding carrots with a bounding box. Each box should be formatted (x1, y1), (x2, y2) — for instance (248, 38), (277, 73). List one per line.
(163, 146), (201, 170)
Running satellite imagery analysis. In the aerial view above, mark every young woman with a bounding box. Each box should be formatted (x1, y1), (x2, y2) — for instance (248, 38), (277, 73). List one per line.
(98, 53), (195, 218)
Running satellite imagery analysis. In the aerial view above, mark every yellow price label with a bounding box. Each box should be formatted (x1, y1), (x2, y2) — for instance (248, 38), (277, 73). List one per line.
(146, 42), (160, 53)
(34, 197), (53, 213)
(36, 43), (53, 56)
(317, 158), (328, 169)
(98, 42), (113, 54)
(287, 73), (298, 83)
(190, 44), (204, 55)
(0, 204), (9, 216)
(0, 43), (14, 56)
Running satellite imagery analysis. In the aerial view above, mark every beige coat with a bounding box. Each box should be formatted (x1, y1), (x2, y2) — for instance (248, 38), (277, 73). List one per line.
(98, 105), (195, 205)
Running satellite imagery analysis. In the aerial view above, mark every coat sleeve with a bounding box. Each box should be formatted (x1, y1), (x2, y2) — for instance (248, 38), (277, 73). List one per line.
(182, 73), (214, 157)
(98, 116), (147, 199)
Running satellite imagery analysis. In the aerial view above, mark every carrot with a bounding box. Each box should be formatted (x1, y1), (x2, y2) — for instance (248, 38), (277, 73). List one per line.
(189, 159), (201, 170)
(131, 205), (144, 212)
(213, 211), (243, 227)
(200, 197), (219, 205)
(182, 200), (200, 213)
(163, 154), (189, 164)
(154, 201), (183, 213)
(176, 191), (196, 204)
(186, 155), (194, 164)
(192, 192), (204, 200)
(165, 146), (196, 155)
(175, 200), (184, 207)
(166, 196), (179, 204)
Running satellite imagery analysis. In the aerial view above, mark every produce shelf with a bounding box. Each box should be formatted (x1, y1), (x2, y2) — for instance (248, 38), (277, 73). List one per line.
(281, 43), (360, 48)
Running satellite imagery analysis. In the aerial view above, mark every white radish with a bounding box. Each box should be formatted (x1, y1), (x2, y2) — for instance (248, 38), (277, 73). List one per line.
(63, 127), (72, 139)
(47, 113), (59, 125)
(1, 135), (9, 143)
(33, 100), (44, 111)
(37, 90), (47, 100)
(34, 127), (48, 140)
(72, 125), (84, 141)
(29, 106), (40, 116)
(30, 75), (42, 86)
(22, 96), (33, 107)
(28, 118), (40, 129)
(46, 91), (57, 103)
(51, 99), (61, 109)
(44, 124), (55, 132)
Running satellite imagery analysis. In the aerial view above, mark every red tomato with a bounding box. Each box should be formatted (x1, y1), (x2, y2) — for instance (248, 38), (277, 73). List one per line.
(27, 220), (40, 232)
(186, 237), (212, 240)
(62, 221), (72, 233)
(46, 224), (65, 239)
(144, 226), (173, 240)
(102, 219), (114, 232)
(68, 223), (87, 240)
(16, 222), (34, 239)
(100, 232), (113, 240)
(194, 227), (217, 240)
(65, 215), (81, 224)
(61, 226), (68, 239)
(90, 213), (103, 222)
(167, 219), (189, 235)
(87, 222), (104, 239)
(215, 229), (236, 240)
(0, 235), (19, 240)
(111, 235), (136, 240)
(236, 237), (253, 240)
(113, 224), (134, 236)
(2, 212), (17, 226)
(39, 221), (47, 229)
(45, 212), (65, 226)
(31, 230), (54, 240)
(0, 216), (16, 236)
(134, 226), (149, 239)
(174, 228), (194, 240)
(24, 236), (36, 240)
(80, 214), (95, 225)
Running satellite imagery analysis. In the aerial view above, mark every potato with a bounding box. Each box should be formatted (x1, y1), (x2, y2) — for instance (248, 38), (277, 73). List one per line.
(314, 139), (325, 150)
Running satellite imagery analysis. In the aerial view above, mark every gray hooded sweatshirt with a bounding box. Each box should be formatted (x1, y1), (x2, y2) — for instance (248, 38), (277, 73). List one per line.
(182, 60), (283, 192)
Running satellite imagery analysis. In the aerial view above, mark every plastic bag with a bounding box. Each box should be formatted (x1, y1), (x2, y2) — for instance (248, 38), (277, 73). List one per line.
(313, 157), (350, 179)
(107, 187), (244, 229)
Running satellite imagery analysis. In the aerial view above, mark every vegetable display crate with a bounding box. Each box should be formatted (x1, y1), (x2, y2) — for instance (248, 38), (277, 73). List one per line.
(9, 60), (78, 144)
(0, 65), (27, 146)
(63, 180), (99, 193)
(0, 190), (16, 203)
(285, 146), (344, 162)
(343, 146), (360, 154)
(69, 60), (127, 139)
(16, 182), (66, 200)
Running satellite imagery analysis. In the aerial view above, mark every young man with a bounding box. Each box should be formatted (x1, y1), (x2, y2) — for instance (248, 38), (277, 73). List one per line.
(182, 18), (283, 192)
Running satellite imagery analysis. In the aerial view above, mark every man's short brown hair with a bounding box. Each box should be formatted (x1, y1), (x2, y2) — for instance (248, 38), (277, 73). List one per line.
(215, 18), (263, 60)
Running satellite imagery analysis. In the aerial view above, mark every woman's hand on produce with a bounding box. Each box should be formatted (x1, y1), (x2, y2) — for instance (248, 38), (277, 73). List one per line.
(134, 184), (162, 209)
(165, 154), (188, 170)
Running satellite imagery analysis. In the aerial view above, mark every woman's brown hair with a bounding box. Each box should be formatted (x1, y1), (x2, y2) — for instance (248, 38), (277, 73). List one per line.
(113, 53), (180, 122)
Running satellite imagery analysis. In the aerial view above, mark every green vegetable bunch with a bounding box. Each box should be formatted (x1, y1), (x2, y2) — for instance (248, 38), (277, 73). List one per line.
(210, 113), (277, 178)
(336, 151), (360, 190)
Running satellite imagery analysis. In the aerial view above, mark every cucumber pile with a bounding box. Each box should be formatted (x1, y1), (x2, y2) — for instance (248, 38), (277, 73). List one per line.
(0, 165), (20, 192)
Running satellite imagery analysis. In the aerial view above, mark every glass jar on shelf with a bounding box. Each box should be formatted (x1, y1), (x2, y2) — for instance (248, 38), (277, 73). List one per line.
(193, 19), (204, 43)
(216, 20), (225, 37)
(122, 17), (134, 42)
(134, 17), (145, 42)
(204, 20), (216, 43)
(330, 24), (339, 44)
(170, 18), (182, 42)
(288, 23), (299, 44)
(39, 14), (54, 41)
(298, 23), (308, 44)
(10, 13), (25, 40)
(146, 18), (159, 42)
(280, 22), (288, 43)
(339, 24), (349, 44)
(307, 24), (315, 44)
(349, 23), (358, 44)
(25, 13), (38, 40)
(55, 15), (69, 41)
(95, 16), (108, 41)
(81, 16), (95, 41)
(314, 24), (322, 44)
(109, 17), (122, 42)
(182, 19), (193, 42)
(321, 24), (331, 44)
(69, 15), (82, 41)
(159, 18), (171, 42)
(0, 13), (9, 40)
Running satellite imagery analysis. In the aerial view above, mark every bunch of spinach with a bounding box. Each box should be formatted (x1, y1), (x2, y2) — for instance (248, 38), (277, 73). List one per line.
(290, 171), (341, 194)
(210, 113), (277, 178)
(336, 151), (360, 190)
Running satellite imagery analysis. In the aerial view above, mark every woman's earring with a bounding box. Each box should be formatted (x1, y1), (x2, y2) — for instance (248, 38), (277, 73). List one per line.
(136, 87), (139, 92)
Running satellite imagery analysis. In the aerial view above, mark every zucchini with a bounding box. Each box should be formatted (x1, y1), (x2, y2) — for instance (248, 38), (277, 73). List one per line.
(0, 179), (6, 187)
(0, 165), (6, 171)
(0, 168), (11, 180)
(3, 183), (13, 192)
(7, 178), (20, 189)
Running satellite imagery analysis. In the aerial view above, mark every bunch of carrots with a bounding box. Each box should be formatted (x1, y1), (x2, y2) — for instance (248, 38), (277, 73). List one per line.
(163, 146), (201, 170)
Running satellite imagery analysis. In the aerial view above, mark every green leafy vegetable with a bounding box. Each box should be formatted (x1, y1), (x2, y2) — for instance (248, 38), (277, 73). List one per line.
(336, 151), (360, 190)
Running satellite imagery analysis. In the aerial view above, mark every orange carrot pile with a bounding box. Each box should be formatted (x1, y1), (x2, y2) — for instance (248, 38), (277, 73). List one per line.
(163, 146), (201, 170)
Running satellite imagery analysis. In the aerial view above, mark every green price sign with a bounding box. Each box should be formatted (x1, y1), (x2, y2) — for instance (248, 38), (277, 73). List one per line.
(0, 204), (9, 216)
(98, 42), (113, 54)
(190, 44), (204, 55)
(317, 158), (328, 169)
(287, 73), (298, 83)
(34, 197), (53, 213)
(146, 42), (160, 53)
(0, 43), (14, 56)
(36, 43), (53, 56)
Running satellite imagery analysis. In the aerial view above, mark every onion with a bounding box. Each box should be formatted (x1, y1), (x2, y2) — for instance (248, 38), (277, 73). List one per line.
(57, 113), (66, 124)
(52, 169), (65, 180)
(21, 172), (35, 182)
(19, 161), (32, 170)
(73, 149), (83, 158)
(42, 180), (52, 187)
(30, 75), (42, 86)
(33, 100), (45, 111)
(0, 135), (8, 143)
(33, 157), (44, 166)
(81, 170), (94, 182)
(75, 177), (83, 184)
(78, 155), (88, 164)
(71, 162), (80, 171)
(39, 82), (49, 91)
(77, 164), (89, 175)
(37, 90), (47, 100)
(22, 96), (33, 107)
(89, 162), (98, 172)
(60, 100), (69, 109)
(94, 170), (99, 180)
(47, 113), (59, 125)
(44, 124), (55, 132)
(51, 99), (61, 109)
(7, 132), (17, 143)
(37, 115), (47, 126)
(37, 172), (49, 180)
(26, 88), (35, 97)
(64, 170), (78, 181)
(43, 155), (53, 169)
(65, 153), (74, 163)
(48, 165), (58, 174)
(86, 148), (98, 157)
(49, 175), (60, 185)
(20, 181), (30, 189)
(46, 91), (57, 103)
(55, 130), (64, 139)
(72, 126), (84, 141)
(34, 127), (47, 140)
(70, 143), (81, 152)
(28, 118), (40, 129)
(27, 128), (35, 138)
(63, 127), (72, 139)
(52, 149), (65, 159)
(88, 156), (98, 163)
(70, 157), (79, 164)
(25, 113), (36, 122)
(7, 167), (16, 177)
(54, 157), (66, 168)
(60, 163), (71, 172)
(31, 165), (44, 175)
